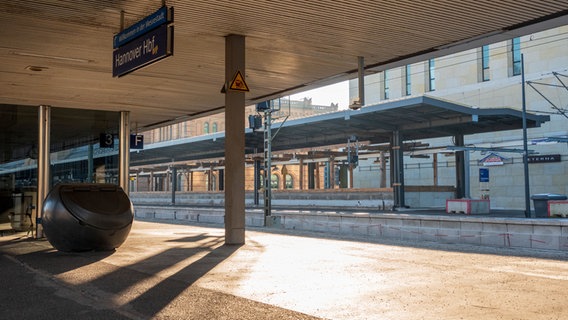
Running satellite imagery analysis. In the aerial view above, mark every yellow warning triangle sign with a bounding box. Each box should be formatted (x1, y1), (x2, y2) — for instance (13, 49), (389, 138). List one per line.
(229, 71), (249, 92)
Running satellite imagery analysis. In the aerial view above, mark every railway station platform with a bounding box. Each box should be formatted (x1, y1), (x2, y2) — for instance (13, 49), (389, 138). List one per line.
(133, 204), (568, 252)
(1, 220), (567, 319)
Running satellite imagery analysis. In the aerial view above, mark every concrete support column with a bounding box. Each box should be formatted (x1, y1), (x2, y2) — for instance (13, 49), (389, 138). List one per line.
(36, 105), (51, 238)
(454, 134), (465, 199)
(119, 111), (130, 195)
(224, 34), (246, 245)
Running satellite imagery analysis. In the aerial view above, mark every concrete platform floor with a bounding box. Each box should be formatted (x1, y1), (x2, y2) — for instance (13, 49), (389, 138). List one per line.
(1, 220), (568, 320)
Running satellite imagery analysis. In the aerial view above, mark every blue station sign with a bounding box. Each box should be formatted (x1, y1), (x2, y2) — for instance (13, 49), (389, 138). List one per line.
(113, 6), (173, 49)
(113, 24), (173, 77)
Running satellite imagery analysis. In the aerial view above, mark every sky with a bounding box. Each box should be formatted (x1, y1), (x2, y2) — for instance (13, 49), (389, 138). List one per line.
(289, 81), (350, 110)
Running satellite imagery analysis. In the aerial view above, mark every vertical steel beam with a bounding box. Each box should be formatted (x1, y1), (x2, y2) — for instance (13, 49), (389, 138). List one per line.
(299, 158), (304, 190)
(119, 111), (130, 194)
(87, 144), (94, 183)
(171, 167), (177, 205)
(254, 158), (261, 205)
(308, 163), (315, 189)
(224, 34), (246, 244)
(263, 109), (272, 223)
(36, 105), (50, 238)
(329, 157), (335, 189)
(379, 151), (387, 188)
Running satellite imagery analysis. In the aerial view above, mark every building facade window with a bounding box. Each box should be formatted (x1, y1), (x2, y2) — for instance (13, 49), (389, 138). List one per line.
(428, 59), (436, 91)
(203, 122), (209, 134)
(481, 45), (490, 82)
(383, 70), (390, 99)
(285, 174), (293, 189)
(405, 65), (412, 96)
(512, 37), (522, 76)
(271, 174), (279, 189)
(212, 122), (218, 133)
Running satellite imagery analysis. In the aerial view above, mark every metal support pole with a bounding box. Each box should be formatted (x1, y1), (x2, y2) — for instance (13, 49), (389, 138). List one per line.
(119, 111), (130, 194)
(454, 134), (465, 199)
(218, 168), (224, 191)
(464, 151), (470, 198)
(171, 167), (177, 205)
(87, 144), (94, 183)
(521, 54), (532, 218)
(254, 158), (260, 205)
(379, 151), (387, 188)
(36, 105), (51, 238)
(263, 109), (272, 225)
(329, 157), (335, 189)
(299, 158), (304, 190)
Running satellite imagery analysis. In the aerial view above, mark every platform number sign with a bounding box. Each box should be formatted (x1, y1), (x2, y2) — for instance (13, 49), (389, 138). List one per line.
(100, 133), (115, 148)
(130, 134), (144, 150)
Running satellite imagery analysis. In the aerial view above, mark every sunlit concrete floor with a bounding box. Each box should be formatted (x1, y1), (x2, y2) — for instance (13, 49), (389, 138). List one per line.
(1, 220), (568, 320)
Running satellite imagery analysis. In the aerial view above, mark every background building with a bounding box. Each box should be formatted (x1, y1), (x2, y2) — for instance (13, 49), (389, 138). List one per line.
(350, 26), (568, 209)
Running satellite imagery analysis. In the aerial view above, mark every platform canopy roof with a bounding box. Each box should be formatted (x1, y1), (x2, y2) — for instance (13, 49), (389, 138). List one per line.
(130, 96), (550, 166)
(1, 1), (567, 131)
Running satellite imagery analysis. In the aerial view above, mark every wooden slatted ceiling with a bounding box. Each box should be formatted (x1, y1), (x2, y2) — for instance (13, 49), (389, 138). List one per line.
(0, 0), (566, 130)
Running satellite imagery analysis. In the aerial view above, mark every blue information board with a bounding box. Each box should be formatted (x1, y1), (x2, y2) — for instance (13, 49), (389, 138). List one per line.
(479, 167), (489, 182)
(113, 24), (173, 77)
(113, 6), (172, 49)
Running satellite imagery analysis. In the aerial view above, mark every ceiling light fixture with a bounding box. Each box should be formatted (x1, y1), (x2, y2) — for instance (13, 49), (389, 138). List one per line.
(25, 65), (49, 72)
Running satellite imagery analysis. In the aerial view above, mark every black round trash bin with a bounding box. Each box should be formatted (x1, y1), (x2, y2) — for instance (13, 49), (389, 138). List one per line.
(42, 183), (134, 252)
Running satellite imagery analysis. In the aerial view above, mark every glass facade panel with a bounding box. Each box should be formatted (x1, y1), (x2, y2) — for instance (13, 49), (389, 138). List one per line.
(482, 45), (490, 81)
(512, 37), (522, 76)
(383, 70), (389, 100)
(428, 59), (436, 91)
(50, 108), (120, 186)
(0, 105), (38, 232)
(405, 65), (412, 96)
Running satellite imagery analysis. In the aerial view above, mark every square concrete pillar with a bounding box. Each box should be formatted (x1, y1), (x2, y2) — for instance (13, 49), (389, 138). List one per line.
(224, 34), (246, 245)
